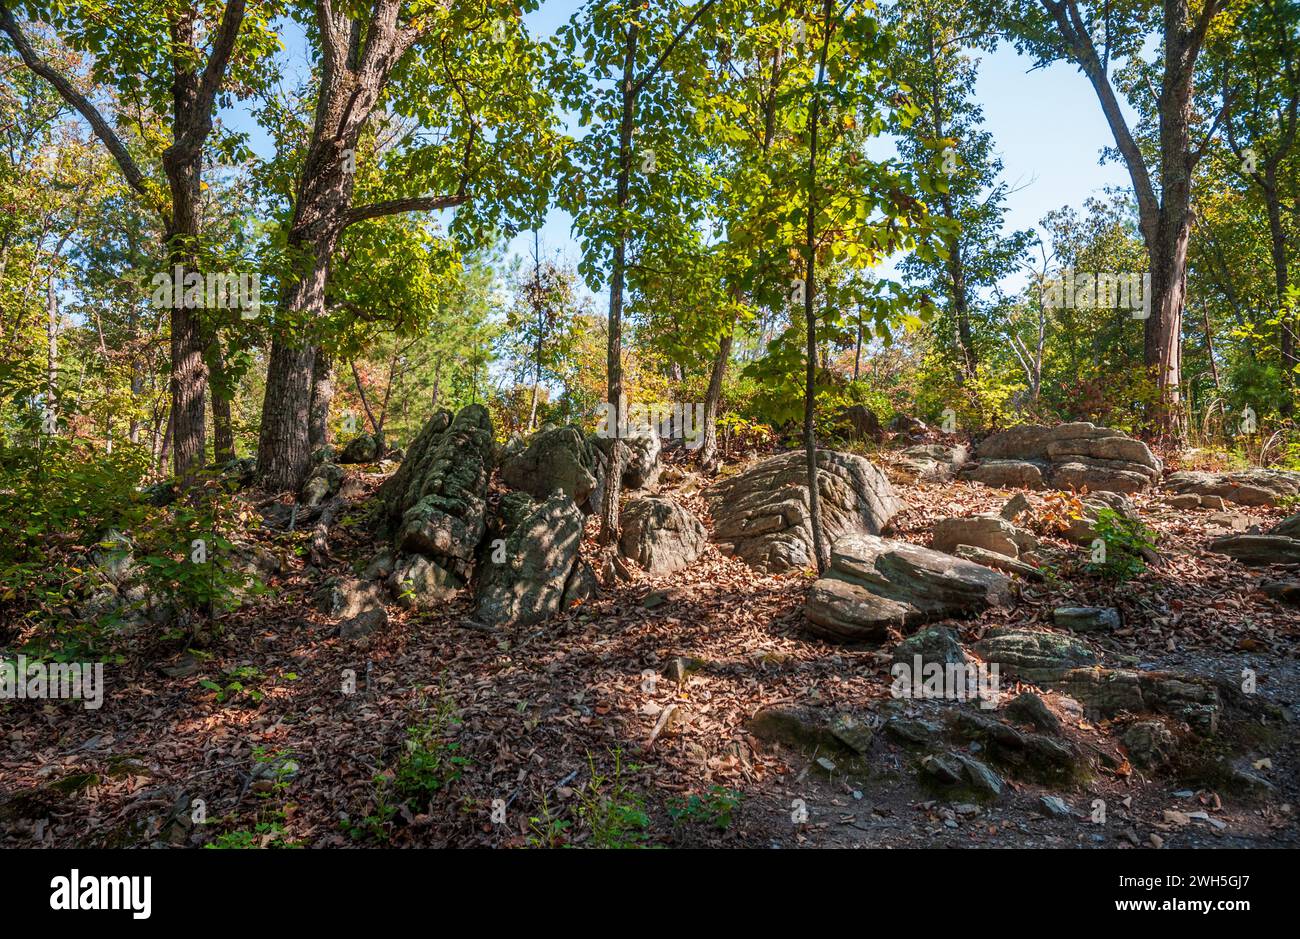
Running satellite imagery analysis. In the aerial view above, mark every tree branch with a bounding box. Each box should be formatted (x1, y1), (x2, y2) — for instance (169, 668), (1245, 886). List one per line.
(0, 3), (149, 196)
(632, 0), (721, 97)
(342, 192), (468, 228)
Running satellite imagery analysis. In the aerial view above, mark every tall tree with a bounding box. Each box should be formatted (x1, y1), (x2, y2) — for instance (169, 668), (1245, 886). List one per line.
(254, 0), (558, 492)
(555, 0), (722, 546)
(987, 0), (1234, 437)
(0, 0), (271, 479)
(1207, 0), (1300, 408)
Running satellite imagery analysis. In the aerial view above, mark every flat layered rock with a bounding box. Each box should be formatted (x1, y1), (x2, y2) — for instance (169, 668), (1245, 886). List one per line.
(955, 544), (1045, 581)
(961, 459), (1046, 489)
(1208, 533), (1300, 566)
(966, 423), (1161, 493)
(1164, 468), (1300, 508)
(706, 449), (903, 573)
(973, 629), (1099, 682)
(804, 535), (1012, 643)
(931, 515), (1036, 559)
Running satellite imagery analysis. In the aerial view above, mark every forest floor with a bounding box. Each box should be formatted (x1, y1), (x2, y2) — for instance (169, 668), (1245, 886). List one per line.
(2, 443), (1298, 849)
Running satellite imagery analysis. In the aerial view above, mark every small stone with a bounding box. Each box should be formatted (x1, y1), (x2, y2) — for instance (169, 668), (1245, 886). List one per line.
(1053, 606), (1122, 633)
(921, 754), (963, 785)
(1039, 795), (1072, 818)
(956, 754), (1003, 798)
(1005, 692), (1063, 735)
(642, 590), (670, 609)
(829, 714), (875, 755)
(815, 756), (837, 773)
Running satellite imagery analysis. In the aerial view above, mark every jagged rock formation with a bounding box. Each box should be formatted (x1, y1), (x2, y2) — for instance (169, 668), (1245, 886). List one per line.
(804, 535), (1012, 642)
(961, 422), (1161, 493)
(475, 490), (587, 627)
(375, 405), (493, 602)
(706, 449), (903, 573)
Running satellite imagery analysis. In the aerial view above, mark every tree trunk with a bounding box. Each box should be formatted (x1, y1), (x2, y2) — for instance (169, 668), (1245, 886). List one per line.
(309, 346), (334, 450)
(210, 338), (235, 462)
(45, 274), (57, 426)
(597, 22), (639, 547)
(1042, 0), (1219, 439)
(853, 313), (863, 381)
(803, 0), (834, 575)
(1264, 169), (1296, 411)
(697, 327), (733, 468)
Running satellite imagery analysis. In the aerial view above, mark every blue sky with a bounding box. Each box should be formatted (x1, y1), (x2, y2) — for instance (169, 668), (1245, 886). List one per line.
(223, 0), (1136, 298)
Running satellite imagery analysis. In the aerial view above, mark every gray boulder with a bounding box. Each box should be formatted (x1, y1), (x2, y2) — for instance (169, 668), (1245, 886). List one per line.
(706, 449), (903, 573)
(500, 424), (603, 510)
(973, 629), (1099, 682)
(337, 433), (379, 464)
(899, 443), (969, 480)
(931, 515), (1036, 559)
(621, 431), (662, 490)
(388, 553), (462, 609)
(891, 625), (968, 668)
(1208, 533), (1300, 566)
(961, 459), (1046, 489)
(301, 462), (345, 508)
(804, 535), (1012, 643)
(618, 497), (707, 575)
(475, 490), (586, 627)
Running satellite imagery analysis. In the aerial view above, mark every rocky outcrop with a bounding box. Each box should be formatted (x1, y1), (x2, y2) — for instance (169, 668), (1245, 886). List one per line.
(974, 628), (1221, 731)
(499, 424), (603, 511)
(475, 490), (586, 627)
(804, 535), (1012, 643)
(899, 444), (969, 480)
(1164, 468), (1300, 507)
(972, 629), (1099, 682)
(962, 423), (1161, 494)
(618, 497), (707, 575)
(706, 450), (903, 573)
(375, 405), (493, 602)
